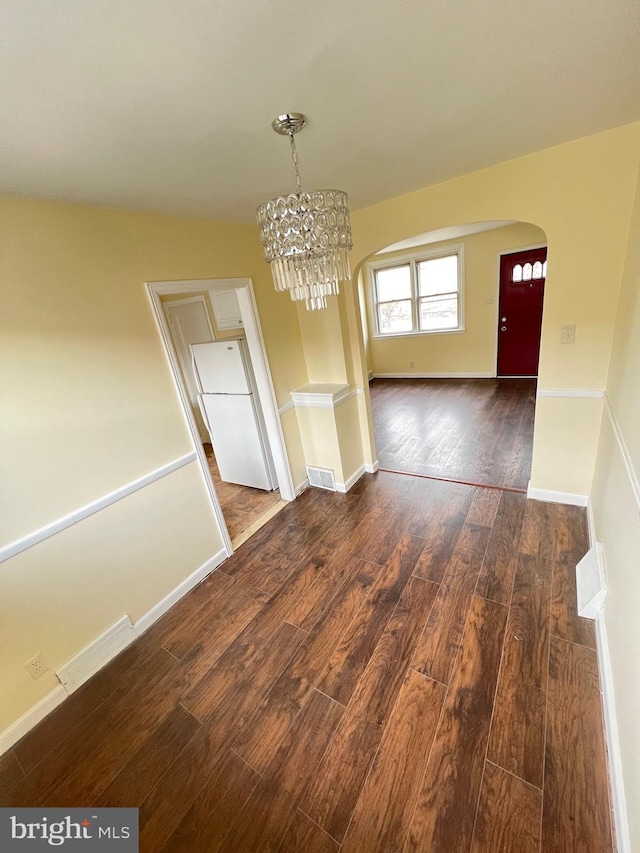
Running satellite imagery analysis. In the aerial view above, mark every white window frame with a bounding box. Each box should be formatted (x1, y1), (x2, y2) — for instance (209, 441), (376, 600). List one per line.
(367, 244), (465, 339)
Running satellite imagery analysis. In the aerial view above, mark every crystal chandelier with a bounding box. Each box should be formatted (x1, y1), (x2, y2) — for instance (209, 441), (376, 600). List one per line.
(256, 113), (353, 311)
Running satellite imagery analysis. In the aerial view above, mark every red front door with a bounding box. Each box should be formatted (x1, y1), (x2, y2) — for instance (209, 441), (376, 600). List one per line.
(497, 247), (547, 377)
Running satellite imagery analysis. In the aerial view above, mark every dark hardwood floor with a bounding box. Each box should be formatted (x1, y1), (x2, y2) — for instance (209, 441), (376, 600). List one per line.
(204, 442), (283, 542)
(1, 472), (612, 852)
(370, 378), (536, 489)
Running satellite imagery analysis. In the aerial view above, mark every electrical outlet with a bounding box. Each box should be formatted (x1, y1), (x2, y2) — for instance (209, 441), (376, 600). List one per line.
(25, 654), (48, 680)
(560, 324), (576, 344)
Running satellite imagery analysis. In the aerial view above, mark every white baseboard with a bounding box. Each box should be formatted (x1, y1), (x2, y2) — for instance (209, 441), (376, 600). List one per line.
(365, 461), (379, 474)
(595, 610), (631, 853)
(367, 369), (374, 382)
(295, 478), (309, 496)
(336, 465), (366, 494)
(0, 549), (229, 757)
(134, 548), (227, 636)
(372, 371), (494, 380)
(526, 484), (589, 507)
(56, 615), (137, 693)
(0, 687), (67, 756)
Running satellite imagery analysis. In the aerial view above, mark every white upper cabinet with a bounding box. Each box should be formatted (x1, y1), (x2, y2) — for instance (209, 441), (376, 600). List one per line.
(210, 289), (243, 330)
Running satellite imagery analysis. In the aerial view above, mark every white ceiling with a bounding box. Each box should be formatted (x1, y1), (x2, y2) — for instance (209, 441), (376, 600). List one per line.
(1, 0), (638, 222)
(376, 221), (518, 254)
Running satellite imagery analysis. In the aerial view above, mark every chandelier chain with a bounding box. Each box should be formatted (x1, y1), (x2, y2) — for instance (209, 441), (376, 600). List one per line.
(289, 133), (302, 194)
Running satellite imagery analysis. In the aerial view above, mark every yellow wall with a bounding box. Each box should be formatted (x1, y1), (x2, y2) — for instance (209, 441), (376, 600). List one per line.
(364, 222), (546, 376)
(0, 196), (307, 730)
(346, 122), (640, 492)
(590, 160), (640, 845)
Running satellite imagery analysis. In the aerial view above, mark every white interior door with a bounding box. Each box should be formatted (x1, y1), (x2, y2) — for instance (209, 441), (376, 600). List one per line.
(163, 297), (215, 440)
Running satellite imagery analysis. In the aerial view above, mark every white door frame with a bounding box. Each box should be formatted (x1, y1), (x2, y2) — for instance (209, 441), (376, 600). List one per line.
(146, 277), (295, 557)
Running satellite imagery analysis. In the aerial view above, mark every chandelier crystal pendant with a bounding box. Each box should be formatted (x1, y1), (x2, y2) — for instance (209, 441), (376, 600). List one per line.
(256, 113), (353, 311)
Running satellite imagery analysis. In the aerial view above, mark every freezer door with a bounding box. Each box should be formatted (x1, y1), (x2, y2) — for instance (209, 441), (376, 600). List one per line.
(191, 341), (251, 395)
(200, 393), (275, 491)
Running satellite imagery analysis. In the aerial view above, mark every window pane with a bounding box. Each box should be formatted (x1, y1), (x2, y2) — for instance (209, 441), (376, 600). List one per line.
(533, 261), (543, 279)
(513, 264), (523, 282)
(418, 255), (458, 296)
(419, 296), (458, 330)
(375, 265), (411, 302)
(378, 300), (413, 334)
(523, 262), (533, 281)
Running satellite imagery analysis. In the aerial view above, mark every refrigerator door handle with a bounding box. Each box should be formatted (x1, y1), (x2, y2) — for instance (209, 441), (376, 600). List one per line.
(197, 395), (210, 431)
(190, 345), (204, 394)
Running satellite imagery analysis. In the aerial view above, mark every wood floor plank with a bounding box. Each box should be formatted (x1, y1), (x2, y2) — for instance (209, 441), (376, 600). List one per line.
(551, 503), (596, 649)
(470, 761), (542, 853)
(96, 704), (200, 806)
(139, 620), (307, 849)
(542, 636), (613, 852)
(232, 559), (379, 773)
(218, 689), (344, 853)
(411, 523), (491, 685)
(4, 644), (179, 807)
(182, 614), (306, 723)
(341, 669), (446, 853)
(0, 751), (24, 799)
(164, 580), (270, 662)
(161, 749), (259, 852)
(12, 633), (161, 774)
(475, 489), (527, 604)
(317, 533), (425, 705)
(370, 378), (535, 487)
(466, 487), (502, 527)
(302, 575), (439, 842)
(405, 595), (508, 852)
(519, 498), (556, 559)
(278, 810), (340, 853)
(410, 482), (474, 584)
(487, 552), (552, 788)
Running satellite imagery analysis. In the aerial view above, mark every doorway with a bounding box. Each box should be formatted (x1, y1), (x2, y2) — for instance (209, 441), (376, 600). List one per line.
(146, 278), (294, 555)
(497, 247), (547, 377)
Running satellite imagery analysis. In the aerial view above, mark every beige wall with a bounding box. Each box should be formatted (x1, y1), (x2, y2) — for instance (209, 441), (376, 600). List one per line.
(363, 222), (546, 376)
(346, 122), (640, 492)
(0, 196), (307, 730)
(591, 161), (640, 845)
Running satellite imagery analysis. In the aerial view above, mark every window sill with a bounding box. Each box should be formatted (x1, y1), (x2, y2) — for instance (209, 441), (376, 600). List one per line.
(372, 327), (466, 341)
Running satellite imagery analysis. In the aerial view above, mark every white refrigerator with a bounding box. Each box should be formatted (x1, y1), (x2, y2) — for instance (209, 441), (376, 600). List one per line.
(191, 341), (277, 491)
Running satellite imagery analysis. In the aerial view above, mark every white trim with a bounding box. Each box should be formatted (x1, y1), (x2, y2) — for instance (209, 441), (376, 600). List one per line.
(365, 461), (380, 474)
(526, 484), (588, 506)
(291, 383), (353, 409)
(367, 369), (374, 382)
(372, 371), (495, 380)
(0, 687), (67, 756)
(134, 548), (227, 635)
(604, 393), (640, 512)
(295, 478), (309, 496)
(56, 616), (137, 693)
(146, 277), (297, 551)
(595, 610), (631, 853)
(537, 388), (604, 399)
(335, 464), (366, 493)
(236, 287), (296, 501)
(367, 243), (465, 339)
(278, 401), (295, 415)
(0, 453), (197, 564)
